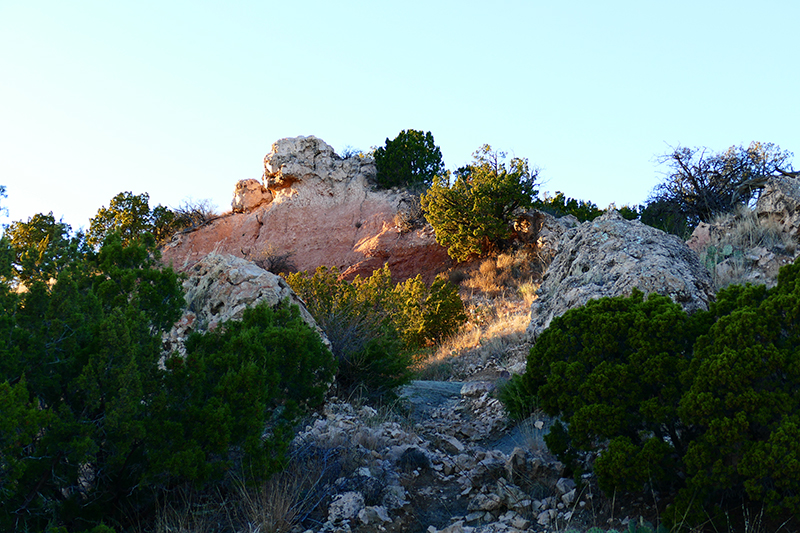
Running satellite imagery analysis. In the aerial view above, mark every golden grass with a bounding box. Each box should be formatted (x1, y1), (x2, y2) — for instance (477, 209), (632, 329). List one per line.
(414, 293), (532, 379)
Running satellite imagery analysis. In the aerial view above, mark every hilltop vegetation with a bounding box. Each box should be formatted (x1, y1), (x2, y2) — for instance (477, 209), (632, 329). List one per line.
(0, 134), (797, 532)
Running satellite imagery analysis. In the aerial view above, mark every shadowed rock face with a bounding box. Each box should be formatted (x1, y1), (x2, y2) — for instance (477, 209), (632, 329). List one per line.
(161, 135), (451, 283)
(527, 210), (715, 340)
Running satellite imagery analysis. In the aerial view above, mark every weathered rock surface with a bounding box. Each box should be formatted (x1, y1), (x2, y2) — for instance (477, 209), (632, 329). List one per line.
(755, 175), (800, 239)
(231, 178), (272, 213)
(161, 135), (451, 283)
(685, 176), (800, 288)
(163, 252), (327, 356)
(295, 383), (577, 533)
(528, 210), (715, 339)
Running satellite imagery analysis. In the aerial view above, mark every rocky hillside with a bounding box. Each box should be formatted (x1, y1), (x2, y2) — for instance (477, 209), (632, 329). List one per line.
(155, 137), (800, 533)
(161, 136), (451, 283)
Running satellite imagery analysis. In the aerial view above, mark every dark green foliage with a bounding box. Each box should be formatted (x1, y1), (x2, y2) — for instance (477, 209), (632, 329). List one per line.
(373, 129), (445, 190)
(650, 141), (794, 230)
(639, 199), (692, 238)
(4, 212), (88, 284)
(86, 191), (183, 248)
(515, 290), (700, 492)
(503, 259), (800, 525)
(0, 233), (186, 531)
(533, 191), (604, 222)
(676, 263), (800, 519)
(0, 227), (334, 531)
(421, 145), (538, 261)
(150, 300), (335, 485)
(533, 192), (641, 223)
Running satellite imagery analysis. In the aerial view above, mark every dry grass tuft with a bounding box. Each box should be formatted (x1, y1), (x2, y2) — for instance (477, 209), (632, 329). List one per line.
(462, 246), (546, 298)
(414, 293), (532, 380)
(699, 204), (796, 289)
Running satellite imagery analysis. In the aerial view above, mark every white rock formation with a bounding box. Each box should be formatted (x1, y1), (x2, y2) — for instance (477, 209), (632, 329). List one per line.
(528, 210), (715, 339)
(164, 252), (327, 356)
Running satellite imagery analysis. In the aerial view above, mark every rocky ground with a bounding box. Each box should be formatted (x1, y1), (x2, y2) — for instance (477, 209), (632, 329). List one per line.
(289, 369), (661, 533)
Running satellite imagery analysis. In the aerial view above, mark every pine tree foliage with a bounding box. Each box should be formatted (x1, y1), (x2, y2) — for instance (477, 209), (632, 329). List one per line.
(502, 259), (800, 525)
(0, 228), (335, 531)
(421, 145), (538, 261)
(373, 129), (445, 190)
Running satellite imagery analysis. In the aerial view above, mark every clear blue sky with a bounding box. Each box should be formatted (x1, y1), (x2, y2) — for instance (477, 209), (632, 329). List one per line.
(1, 1), (797, 231)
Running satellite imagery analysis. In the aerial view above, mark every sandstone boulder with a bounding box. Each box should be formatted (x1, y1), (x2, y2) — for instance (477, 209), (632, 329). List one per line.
(231, 178), (272, 213)
(162, 135), (451, 283)
(163, 252), (327, 356)
(527, 210), (715, 339)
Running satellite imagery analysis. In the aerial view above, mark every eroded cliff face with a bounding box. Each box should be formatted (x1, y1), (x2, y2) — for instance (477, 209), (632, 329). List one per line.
(161, 136), (451, 282)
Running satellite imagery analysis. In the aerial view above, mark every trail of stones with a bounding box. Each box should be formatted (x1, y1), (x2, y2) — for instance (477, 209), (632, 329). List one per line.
(296, 380), (596, 533)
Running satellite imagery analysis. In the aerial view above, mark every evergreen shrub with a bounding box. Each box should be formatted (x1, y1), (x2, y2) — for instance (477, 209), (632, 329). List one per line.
(0, 232), (334, 531)
(502, 260), (800, 525)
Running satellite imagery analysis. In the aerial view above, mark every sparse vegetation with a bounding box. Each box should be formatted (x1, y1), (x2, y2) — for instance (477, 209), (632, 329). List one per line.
(650, 141), (794, 232)
(252, 244), (297, 274)
(696, 204), (795, 288)
(171, 198), (218, 231)
(284, 265), (467, 399)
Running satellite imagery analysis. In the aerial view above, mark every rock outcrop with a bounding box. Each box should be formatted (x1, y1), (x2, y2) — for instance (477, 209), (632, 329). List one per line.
(161, 136), (450, 283)
(293, 381), (576, 533)
(685, 176), (800, 288)
(163, 252), (327, 356)
(527, 211), (715, 339)
(231, 178), (272, 213)
(755, 174), (800, 239)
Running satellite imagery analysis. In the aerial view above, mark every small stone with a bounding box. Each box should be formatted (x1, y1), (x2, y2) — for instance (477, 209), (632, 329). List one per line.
(511, 516), (531, 529)
(555, 477), (576, 495)
(537, 509), (557, 526)
(328, 491), (365, 523)
(358, 505), (391, 525)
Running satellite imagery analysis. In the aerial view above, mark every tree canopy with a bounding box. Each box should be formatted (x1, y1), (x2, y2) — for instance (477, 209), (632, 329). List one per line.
(373, 129), (445, 190)
(502, 258), (800, 526)
(4, 212), (86, 285)
(421, 145), (538, 261)
(650, 141), (795, 230)
(87, 191), (180, 247)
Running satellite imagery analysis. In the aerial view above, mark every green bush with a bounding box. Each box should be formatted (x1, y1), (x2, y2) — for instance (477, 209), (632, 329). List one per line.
(393, 274), (467, 346)
(533, 191), (604, 222)
(284, 265), (412, 398)
(4, 212), (87, 285)
(677, 267), (800, 520)
(373, 129), (445, 190)
(285, 266), (466, 397)
(511, 290), (701, 492)
(0, 229), (334, 531)
(421, 145), (538, 261)
(503, 260), (800, 525)
(150, 299), (335, 485)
